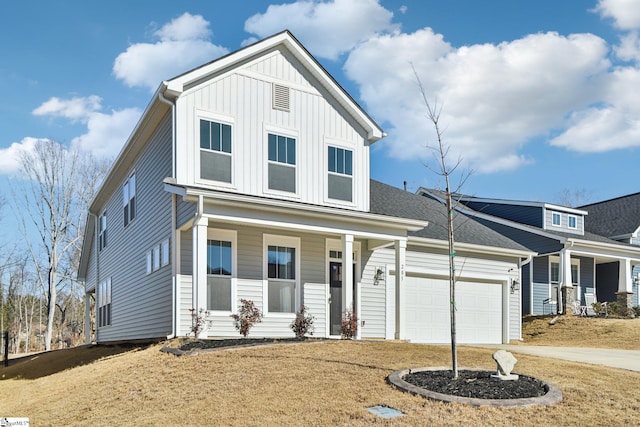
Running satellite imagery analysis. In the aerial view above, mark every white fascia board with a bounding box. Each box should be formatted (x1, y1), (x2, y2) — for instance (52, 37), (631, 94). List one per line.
(182, 187), (427, 231)
(203, 211), (408, 241)
(566, 238), (640, 259)
(164, 31), (383, 142)
(408, 236), (536, 259)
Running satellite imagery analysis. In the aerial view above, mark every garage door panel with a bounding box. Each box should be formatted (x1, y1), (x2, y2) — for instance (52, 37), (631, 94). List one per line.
(403, 275), (503, 344)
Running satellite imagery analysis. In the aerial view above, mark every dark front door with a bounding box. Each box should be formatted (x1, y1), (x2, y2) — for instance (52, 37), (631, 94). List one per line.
(329, 261), (356, 336)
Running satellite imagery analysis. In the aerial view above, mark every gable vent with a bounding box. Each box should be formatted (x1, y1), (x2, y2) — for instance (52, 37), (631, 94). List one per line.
(272, 83), (290, 112)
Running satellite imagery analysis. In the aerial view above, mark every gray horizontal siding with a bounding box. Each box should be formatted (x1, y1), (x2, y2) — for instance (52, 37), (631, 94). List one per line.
(95, 112), (174, 342)
(533, 282), (552, 315)
(177, 198), (196, 229)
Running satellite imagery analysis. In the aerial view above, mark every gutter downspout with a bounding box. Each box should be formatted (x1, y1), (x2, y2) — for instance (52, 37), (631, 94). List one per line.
(518, 255), (533, 339)
(192, 194), (205, 315)
(158, 89), (178, 339)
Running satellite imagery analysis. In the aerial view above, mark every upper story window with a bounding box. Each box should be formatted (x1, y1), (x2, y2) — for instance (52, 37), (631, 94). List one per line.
(551, 212), (561, 227)
(568, 215), (577, 229)
(200, 119), (232, 183)
(207, 229), (236, 312)
(98, 212), (107, 251)
(328, 146), (353, 202)
(267, 133), (296, 193)
(123, 174), (136, 227)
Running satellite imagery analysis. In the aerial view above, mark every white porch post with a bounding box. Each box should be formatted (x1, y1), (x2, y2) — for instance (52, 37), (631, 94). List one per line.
(342, 234), (354, 314)
(395, 239), (407, 340)
(559, 248), (573, 314)
(617, 258), (634, 314)
(193, 216), (209, 312)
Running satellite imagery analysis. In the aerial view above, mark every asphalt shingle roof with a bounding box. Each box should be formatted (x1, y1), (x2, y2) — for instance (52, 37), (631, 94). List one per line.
(579, 193), (640, 238)
(369, 180), (530, 252)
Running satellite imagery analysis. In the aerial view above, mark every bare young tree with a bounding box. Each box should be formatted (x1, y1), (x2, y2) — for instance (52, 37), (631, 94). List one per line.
(415, 69), (471, 379)
(9, 140), (108, 351)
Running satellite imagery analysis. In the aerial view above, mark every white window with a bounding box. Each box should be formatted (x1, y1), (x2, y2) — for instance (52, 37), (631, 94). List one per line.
(550, 261), (559, 284)
(200, 119), (232, 183)
(153, 244), (160, 271)
(328, 146), (353, 202)
(207, 229), (236, 312)
(123, 174), (136, 227)
(551, 211), (561, 227)
(267, 133), (296, 193)
(97, 278), (112, 327)
(146, 251), (152, 274)
(161, 239), (170, 267)
(571, 263), (579, 285)
(264, 235), (300, 314)
(550, 256), (580, 285)
(568, 215), (577, 229)
(98, 212), (107, 251)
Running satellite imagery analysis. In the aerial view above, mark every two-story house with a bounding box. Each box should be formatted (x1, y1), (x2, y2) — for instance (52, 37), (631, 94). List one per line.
(78, 31), (532, 345)
(419, 191), (640, 316)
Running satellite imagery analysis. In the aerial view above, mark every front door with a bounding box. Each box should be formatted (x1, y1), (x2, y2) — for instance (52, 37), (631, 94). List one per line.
(329, 262), (356, 336)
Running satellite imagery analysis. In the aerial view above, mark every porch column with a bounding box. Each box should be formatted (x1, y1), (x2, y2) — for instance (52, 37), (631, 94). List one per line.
(395, 239), (406, 340)
(342, 234), (354, 314)
(560, 249), (574, 314)
(617, 258), (633, 315)
(193, 216), (209, 312)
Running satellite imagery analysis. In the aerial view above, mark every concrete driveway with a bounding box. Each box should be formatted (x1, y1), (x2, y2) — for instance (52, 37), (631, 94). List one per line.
(477, 345), (640, 372)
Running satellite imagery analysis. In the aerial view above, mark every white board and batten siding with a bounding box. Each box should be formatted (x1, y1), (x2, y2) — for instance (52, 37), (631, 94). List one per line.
(94, 113), (175, 342)
(174, 48), (371, 212)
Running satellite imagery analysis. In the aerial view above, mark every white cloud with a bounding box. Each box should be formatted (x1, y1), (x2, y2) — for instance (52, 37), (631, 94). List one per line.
(244, 0), (397, 60)
(594, 0), (640, 30)
(32, 95), (141, 160)
(0, 137), (43, 175)
(550, 66), (640, 151)
(615, 31), (640, 61)
(113, 12), (228, 92)
(344, 29), (612, 173)
(71, 108), (141, 159)
(32, 95), (102, 123)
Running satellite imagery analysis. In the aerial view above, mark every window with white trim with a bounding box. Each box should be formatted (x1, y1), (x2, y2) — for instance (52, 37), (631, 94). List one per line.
(551, 211), (561, 227)
(161, 239), (170, 267)
(123, 174), (136, 227)
(568, 215), (577, 229)
(267, 133), (296, 193)
(200, 119), (232, 183)
(571, 263), (579, 285)
(264, 235), (299, 313)
(550, 261), (559, 284)
(207, 229), (236, 312)
(328, 146), (353, 202)
(97, 278), (111, 327)
(98, 212), (107, 251)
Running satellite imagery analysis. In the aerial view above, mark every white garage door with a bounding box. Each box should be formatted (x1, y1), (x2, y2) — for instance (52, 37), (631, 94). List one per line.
(403, 275), (503, 344)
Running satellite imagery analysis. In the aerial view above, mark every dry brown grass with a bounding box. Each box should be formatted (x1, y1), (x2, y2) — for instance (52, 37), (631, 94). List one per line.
(520, 315), (640, 349)
(1, 339), (639, 426)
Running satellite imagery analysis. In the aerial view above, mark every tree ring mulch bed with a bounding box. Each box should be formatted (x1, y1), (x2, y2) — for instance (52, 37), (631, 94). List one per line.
(387, 367), (562, 407)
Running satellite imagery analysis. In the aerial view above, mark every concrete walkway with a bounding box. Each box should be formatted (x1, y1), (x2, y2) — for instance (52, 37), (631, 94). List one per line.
(478, 345), (640, 372)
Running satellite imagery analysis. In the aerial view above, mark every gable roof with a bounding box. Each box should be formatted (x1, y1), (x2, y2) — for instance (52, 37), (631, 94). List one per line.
(164, 30), (383, 142)
(369, 180), (531, 253)
(579, 192), (640, 239)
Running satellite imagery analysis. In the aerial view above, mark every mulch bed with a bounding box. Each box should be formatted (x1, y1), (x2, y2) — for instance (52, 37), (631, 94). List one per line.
(403, 370), (547, 400)
(169, 337), (320, 354)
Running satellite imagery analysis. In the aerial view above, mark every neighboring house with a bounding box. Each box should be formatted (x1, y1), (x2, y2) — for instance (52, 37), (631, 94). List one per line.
(580, 193), (640, 306)
(418, 190), (640, 315)
(77, 31), (532, 346)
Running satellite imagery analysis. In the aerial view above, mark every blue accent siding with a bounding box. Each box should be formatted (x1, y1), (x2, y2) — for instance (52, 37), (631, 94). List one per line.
(463, 202), (543, 227)
(522, 263), (531, 315)
(532, 256), (549, 283)
(596, 262), (619, 302)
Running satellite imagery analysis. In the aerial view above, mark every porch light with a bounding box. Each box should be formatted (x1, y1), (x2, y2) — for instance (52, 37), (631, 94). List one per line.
(374, 267), (385, 286)
(510, 278), (520, 294)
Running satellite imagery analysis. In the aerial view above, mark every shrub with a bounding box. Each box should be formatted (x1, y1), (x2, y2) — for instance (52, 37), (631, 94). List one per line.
(231, 299), (263, 337)
(341, 308), (358, 339)
(290, 305), (315, 338)
(189, 308), (211, 338)
(633, 306), (640, 317)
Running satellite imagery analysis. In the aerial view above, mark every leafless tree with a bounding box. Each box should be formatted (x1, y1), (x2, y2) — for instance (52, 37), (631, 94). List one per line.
(555, 188), (594, 208)
(415, 69), (471, 379)
(9, 139), (109, 351)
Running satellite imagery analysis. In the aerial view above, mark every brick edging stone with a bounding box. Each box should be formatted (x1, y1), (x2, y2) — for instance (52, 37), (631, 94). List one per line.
(387, 367), (563, 408)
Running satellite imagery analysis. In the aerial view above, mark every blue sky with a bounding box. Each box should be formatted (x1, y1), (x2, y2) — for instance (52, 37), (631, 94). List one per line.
(1, 0), (639, 205)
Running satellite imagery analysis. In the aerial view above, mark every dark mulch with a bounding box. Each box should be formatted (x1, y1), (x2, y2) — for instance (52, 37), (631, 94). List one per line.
(404, 370), (547, 400)
(178, 337), (318, 352)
